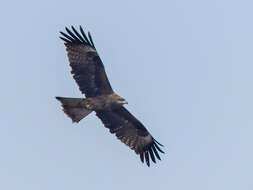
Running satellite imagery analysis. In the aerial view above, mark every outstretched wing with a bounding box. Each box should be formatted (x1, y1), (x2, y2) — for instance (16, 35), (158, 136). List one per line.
(60, 26), (113, 97)
(96, 107), (164, 167)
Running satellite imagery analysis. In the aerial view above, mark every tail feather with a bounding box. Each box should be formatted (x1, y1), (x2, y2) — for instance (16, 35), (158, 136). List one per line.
(56, 97), (92, 123)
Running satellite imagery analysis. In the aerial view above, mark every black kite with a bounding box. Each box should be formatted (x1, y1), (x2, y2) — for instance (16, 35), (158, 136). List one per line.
(56, 26), (164, 167)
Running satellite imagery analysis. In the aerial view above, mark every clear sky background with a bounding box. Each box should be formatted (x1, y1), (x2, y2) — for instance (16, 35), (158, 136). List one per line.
(1, 0), (252, 189)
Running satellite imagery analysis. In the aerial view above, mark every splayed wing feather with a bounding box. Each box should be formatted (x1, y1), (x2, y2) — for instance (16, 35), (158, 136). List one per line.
(140, 152), (144, 163)
(153, 141), (165, 153)
(145, 151), (150, 167)
(88, 31), (95, 48)
(79, 26), (90, 45)
(149, 148), (156, 163)
(65, 27), (81, 42)
(154, 139), (164, 147)
(71, 26), (85, 42)
(151, 145), (161, 160)
(60, 31), (75, 41)
(60, 37), (72, 43)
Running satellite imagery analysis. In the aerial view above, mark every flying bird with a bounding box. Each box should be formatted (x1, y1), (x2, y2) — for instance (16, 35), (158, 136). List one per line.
(56, 26), (164, 166)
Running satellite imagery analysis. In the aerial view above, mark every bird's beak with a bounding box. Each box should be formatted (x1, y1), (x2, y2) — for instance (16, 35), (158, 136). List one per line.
(122, 100), (128, 104)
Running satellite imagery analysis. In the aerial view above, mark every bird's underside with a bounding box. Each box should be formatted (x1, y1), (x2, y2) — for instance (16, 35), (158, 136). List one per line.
(56, 26), (164, 167)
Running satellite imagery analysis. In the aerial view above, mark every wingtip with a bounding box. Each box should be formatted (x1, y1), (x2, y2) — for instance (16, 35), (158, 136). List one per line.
(138, 138), (164, 167)
(55, 96), (61, 100)
(153, 138), (164, 147)
(145, 151), (150, 167)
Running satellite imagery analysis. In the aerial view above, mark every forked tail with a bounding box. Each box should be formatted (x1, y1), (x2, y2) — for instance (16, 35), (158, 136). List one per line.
(56, 97), (92, 123)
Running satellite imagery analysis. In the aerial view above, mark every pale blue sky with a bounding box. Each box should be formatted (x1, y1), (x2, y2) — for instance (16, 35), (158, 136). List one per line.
(1, 0), (253, 189)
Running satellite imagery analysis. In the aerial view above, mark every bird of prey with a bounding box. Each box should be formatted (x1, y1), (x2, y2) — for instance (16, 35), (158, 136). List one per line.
(56, 26), (164, 166)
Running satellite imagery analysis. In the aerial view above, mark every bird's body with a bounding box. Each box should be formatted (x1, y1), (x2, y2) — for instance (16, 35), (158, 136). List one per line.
(56, 26), (164, 166)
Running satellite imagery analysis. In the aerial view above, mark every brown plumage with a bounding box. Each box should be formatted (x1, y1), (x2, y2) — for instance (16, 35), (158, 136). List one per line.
(56, 26), (164, 166)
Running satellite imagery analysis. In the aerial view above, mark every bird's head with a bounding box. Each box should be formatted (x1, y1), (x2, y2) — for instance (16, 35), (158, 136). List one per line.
(116, 97), (128, 105)
(109, 93), (128, 106)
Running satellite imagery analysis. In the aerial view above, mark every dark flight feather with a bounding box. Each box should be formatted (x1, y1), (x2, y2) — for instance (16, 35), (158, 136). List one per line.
(60, 37), (72, 43)
(65, 27), (81, 42)
(60, 31), (75, 42)
(88, 31), (95, 48)
(149, 148), (156, 163)
(79, 26), (91, 46)
(140, 152), (144, 163)
(153, 142), (165, 153)
(151, 145), (161, 160)
(71, 26), (85, 43)
(145, 151), (150, 167)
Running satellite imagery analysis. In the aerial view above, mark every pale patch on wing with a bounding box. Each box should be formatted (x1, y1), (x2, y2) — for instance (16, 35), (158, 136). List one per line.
(118, 133), (152, 153)
(138, 134), (153, 149)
